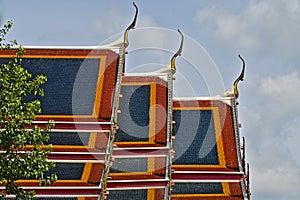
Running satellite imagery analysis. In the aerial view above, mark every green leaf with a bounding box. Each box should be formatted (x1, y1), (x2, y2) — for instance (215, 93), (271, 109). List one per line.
(0, 21), (56, 199)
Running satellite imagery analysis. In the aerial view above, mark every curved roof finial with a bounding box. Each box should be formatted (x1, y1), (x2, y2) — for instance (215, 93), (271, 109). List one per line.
(124, 2), (138, 48)
(233, 54), (245, 99)
(170, 29), (184, 74)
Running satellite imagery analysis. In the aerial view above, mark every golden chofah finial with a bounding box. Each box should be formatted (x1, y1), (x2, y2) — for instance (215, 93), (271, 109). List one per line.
(170, 29), (184, 74)
(233, 54), (245, 99)
(124, 2), (138, 48)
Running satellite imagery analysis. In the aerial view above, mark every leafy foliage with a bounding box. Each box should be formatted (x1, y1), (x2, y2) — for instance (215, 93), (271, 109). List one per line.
(0, 21), (57, 199)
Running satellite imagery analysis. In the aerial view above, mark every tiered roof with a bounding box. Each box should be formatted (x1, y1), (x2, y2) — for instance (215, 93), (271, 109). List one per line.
(0, 46), (124, 199)
(171, 97), (248, 199)
(0, 3), (250, 200)
(107, 73), (173, 200)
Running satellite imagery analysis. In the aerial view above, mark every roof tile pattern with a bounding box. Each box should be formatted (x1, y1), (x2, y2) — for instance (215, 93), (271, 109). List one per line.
(0, 48), (121, 199)
(171, 99), (247, 199)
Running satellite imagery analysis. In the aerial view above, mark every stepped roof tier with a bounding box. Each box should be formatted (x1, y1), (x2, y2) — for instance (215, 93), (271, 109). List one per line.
(0, 3), (250, 200)
(0, 44), (125, 199)
(171, 97), (249, 199)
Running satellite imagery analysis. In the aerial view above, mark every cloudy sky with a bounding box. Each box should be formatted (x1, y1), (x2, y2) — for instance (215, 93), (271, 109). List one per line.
(1, 0), (300, 199)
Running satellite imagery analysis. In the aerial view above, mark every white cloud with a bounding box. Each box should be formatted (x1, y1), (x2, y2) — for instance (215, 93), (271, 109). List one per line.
(252, 165), (300, 200)
(195, 5), (300, 198)
(194, 0), (300, 60)
(93, 4), (160, 37)
(94, 10), (160, 45)
(94, 7), (127, 38)
(138, 14), (158, 27)
(239, 72), (300, 199)
(259, 73), (300, 118)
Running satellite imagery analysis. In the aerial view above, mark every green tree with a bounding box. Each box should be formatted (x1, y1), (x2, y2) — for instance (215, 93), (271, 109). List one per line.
(0, 21), (57, 199)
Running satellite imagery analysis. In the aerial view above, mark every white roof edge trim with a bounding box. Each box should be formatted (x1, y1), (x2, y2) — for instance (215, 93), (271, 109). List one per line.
(173, 96), (233, 101)
(172, 171), (244, 174)
(0, 186), (101, 189)
(4, 195), (99, 198)
(123, 72), (170, 83)
(108, 179), (169, 183)
(107, 186), (166, 190)
(23, 45), (119, 49)
(124, 72), (170, 77)
(173, 96), (234, 106)
(113, 147), (169, 150)
(49, 152), (106, 155)
(112, 155), (168, 158)
(33, 195), (98, 198)
(0, 151), (106, 155)
(48, 160), (105, 163)
(173, 180), (241, 183)
(50, 129), (110, 133)
(21, 40), (124, 53)
(33, 121), (112, 125)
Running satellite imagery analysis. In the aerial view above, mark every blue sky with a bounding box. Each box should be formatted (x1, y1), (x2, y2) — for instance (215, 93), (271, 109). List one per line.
(1, 1), (300, 199)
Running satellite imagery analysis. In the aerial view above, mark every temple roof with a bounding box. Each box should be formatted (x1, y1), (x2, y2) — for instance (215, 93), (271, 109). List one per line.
(0, 3), (249, 198)
(171, 98), (248, 199)
(0, 45), (249, 199)
(0, 46), (123, 198)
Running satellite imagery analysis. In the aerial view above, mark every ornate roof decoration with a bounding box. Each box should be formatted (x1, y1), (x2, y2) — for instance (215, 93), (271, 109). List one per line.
(0, 2), (250, 199)
(171, 99), (249, 199)
(233, 54), (246, 99)
(124, 2), (138, 48)
(170, 29), (184, 74)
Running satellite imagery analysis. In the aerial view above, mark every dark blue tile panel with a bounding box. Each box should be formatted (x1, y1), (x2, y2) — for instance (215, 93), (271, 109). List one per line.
(46, 132), (91, 146)
(172, 110), (219, 165)
(108, 189), (148, 200)
(172, 182), (223, 194)
(0, 58), (101, 115)
(23, 163), (85, 180)
(44, 163), (85, 180)
(110, 158), (148, 173)
(115, 85), (150, 142)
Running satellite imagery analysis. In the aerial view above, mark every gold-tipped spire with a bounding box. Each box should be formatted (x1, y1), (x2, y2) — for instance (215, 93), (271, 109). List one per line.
(124, 2), (138, 48)
(233, 54), (245, 99)
(170, 29), (184, 74)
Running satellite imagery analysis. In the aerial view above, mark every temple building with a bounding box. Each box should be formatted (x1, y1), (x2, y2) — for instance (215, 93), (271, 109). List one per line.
(0, 3), (250, 200)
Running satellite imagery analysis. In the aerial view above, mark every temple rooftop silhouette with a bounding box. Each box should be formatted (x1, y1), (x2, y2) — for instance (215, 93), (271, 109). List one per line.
(0, 3), (250, 200)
